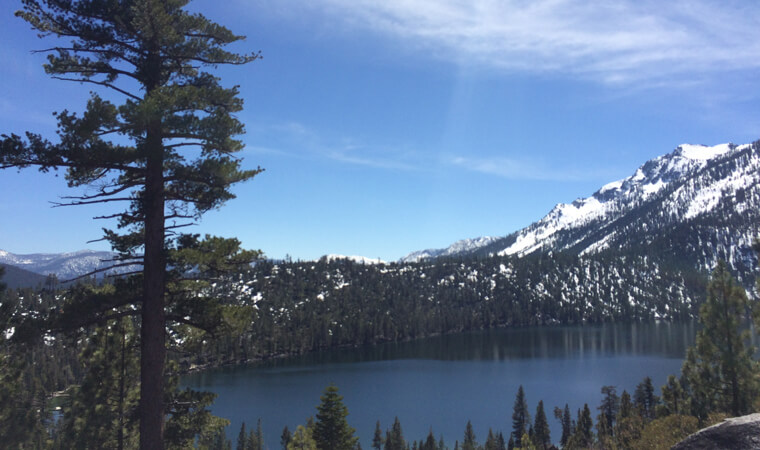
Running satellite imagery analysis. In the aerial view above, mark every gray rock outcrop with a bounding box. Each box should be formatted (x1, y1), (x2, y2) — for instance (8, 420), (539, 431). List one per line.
(672, 413), (760, 450)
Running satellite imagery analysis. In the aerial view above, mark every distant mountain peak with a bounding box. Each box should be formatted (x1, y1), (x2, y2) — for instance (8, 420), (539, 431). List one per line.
(400, 236), (500, 263)
(401, 140), (760, 285)
(676, 143), (733, 160)
(0, 248), (131, 280)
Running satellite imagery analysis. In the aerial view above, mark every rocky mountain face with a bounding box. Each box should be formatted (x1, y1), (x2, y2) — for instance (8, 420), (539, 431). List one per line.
(405, 141), (760, 287)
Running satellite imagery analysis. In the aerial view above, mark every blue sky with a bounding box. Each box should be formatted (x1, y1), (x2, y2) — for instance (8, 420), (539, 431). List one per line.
(2, 0), (760, 261)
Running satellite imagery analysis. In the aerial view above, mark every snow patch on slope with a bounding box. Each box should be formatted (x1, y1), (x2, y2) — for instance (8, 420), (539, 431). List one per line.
(401, 236), (500, 263)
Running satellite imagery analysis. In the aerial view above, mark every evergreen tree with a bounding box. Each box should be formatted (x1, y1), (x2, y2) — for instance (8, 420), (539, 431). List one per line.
(484, 429), (497, 450)
(3, 2), (262, 447)
(558, 404), (572, 448)
(373, 421), (384, 450)
(596, 386), (619, 439)
(660, 375), (688, 416)
(618, 391), (633, 420)
(614, 390), (643, 449)
(282, 425), (293, 450)
(204, 427), (232, 450)
(245, 419), (263, 450)
(633, 376), (658, 421)
(313, 385), (358, 450)
(532, 400), (550, 449)
(423, 429), (437, 450)
(0, 267), (45, 447)
(384, 417), (405, 450)
(568, 404), (593, 449)
(496, 432), (506, 450)
(681, 261), (759, 417)
(511, 385), (530, 447)
(237, 423), (247, 450)
(462, 420), (478, 450)
(288, 425), (317, 450)
(59, 315), (140, 449)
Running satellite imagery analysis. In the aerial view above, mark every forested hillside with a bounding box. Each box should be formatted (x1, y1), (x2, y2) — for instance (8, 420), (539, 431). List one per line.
(185, 251), (706, 367)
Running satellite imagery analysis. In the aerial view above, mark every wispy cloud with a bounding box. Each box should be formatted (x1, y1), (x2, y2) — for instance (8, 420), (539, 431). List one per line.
(326, 147), (422, 171)
(249, 121), (427, 171)
(448, 154), (618, 182)
(290, 0), (760, 86)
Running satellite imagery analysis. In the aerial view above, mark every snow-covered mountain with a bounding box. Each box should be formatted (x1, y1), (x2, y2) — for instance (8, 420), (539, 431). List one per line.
(400, 236), (500, 263)
(403, 141), (760, 283)
(0, 249), (125, 281)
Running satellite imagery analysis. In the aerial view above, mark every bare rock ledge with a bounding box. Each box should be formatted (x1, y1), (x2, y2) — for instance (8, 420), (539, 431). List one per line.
(672, 413), (760, 450)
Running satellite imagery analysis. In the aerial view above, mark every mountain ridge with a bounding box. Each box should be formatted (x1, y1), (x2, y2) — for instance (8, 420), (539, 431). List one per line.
(401, 141), (760, 286)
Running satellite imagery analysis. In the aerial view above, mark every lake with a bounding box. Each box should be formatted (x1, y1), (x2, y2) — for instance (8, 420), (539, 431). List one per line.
(181, 321), (697, 448)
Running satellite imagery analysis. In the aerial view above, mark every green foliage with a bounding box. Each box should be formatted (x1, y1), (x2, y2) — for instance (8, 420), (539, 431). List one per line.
(461, 420), (478, 450)
(659, 375), (689, 417)
(372, 421), (384, 450)
(531, 401), (550, 450)
(566, 404), (593, 449)
(633, 376), (658, 421)
(595, 385), (619, 442)
(629, 414), (698, 450)
(384, 417), (406, 450)
(282, 425), (293, 450)
(511, 385), (530, 447)
(681, 260), (759, 418)
(0, 269), (49, 448)
(58, 317), (140, 449)
(288, 425), (318, 450)
(313, 385), (358, 450)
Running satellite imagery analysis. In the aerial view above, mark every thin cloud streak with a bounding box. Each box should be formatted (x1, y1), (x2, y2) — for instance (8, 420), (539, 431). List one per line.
(251, 121), (427, 171)
(309, 0), (760, 85)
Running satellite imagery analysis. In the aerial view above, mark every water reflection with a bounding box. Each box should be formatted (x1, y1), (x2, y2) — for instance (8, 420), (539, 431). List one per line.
(252, 321), (697, 369)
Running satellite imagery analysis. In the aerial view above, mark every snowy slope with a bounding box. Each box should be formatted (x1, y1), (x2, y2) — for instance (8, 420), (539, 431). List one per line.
(0, 249), (129, 280)
(400, 236), (500, 263)
(403, 141), (760, 282)
(499, 143), (746, 256)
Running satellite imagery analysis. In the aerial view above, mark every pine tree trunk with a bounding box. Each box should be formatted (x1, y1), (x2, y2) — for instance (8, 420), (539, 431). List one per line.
(140, 115), (166, 449)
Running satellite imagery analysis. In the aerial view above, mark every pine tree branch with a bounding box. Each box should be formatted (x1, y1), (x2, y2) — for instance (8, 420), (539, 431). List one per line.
(61, 180), (141, 201)
(51, 197), (134, 207)
(92, 212), (141, 221)
(50, 76), (141, 100)
(62, 261), (143, 283)
(33, 47), (141, 71)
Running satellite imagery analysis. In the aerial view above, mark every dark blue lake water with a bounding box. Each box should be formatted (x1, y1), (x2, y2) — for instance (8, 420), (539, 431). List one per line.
(181, 322), (697, 448)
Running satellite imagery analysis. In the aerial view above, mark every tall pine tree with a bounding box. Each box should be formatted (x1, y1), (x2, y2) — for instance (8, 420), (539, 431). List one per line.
(511, 385), (530, 447)
(2, 1), (262, 447)
(681, 260), (759, 417)
(532, 400), (550, 449)
(313, 385), (358, 450)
